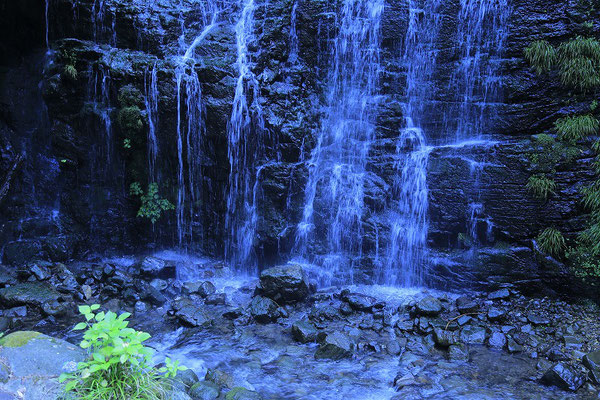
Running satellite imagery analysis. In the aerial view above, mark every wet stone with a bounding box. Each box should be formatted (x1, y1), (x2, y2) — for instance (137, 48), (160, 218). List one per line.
(507, 337), (524, 353)
(456, 296), (479, 313)
(189, 381), (220, 400)
(139, 256), (176, 279)
(487, 307), (506, 322)
(457, 315), (472, 326)
(291, 319), (318, 343)
(527, 314), (550, 326)
(341, 290), (378, 312)
(460, 326), (487, 345)
(198, 281), (217, 298)
(541, 363), (584, 392)
(488, 332), (507, 349)
(225, 387), (262, 400)
(249, 296), (280, 323)
(258, 263), (310, 304)
(315, 332), (353, 360)
(488, 289), (510, 301)
(448, 344), (469, 362)
(205, 293), (226, 305)
(416, 296), (443, 316)
(433, 328), (456, 347)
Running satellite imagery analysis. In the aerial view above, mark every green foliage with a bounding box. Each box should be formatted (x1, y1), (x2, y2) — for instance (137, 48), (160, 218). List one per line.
(527, 174), (556, 200)
(537, 227), (566, 258)
(59, 305), (186, 400)
(525, 40), (557, 75)
(118, 85), (145, 108)
(118, 106), (144, 133)
(557, 36), (600, 90)
(554, 114), (599, 143)
(123, 138), (132, 149)
(129, 183), (175, 224)
(529, 134), (579, 172)
(63, 64), (78, 81)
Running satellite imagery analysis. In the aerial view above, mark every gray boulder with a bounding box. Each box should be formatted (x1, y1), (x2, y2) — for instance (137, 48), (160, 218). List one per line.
(249, 296), (280, 323)
(291, 319), (318, 343)
(541, 363), (584, 392)
(190, 381), (220, 400)
(415, 296), (442, 316)
(315, 332), (353, 360)
(258, 264), (310, 304)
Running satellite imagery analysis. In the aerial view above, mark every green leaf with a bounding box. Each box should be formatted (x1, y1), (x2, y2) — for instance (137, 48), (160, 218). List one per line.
(90, 304), (101, 311)
(73, 322), (87, 331)
(78, 305), (91, 315)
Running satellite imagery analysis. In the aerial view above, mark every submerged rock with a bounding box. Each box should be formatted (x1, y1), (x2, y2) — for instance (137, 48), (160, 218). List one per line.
(189, 381), (220, 400)
(541, 363), (584, 392)
(225, 387), (262, 400)
(174, 300), (212, 327)
(257, 264), (310, 304)
(315, 332), (353, 360)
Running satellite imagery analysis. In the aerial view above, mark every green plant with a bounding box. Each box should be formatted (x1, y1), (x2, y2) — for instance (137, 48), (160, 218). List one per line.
(59, 305), (186, 399)
(525, 40), (557, 75)
(118, 106), (144, 133)
(129, 182), (175, 224)
(582, 181), (600, 210)
(557, 36), (600, 90)
(527, 174), (556, 200)
(555, 114), (599, 143)
(63, 64), (78, 81)
(590, 100), (598, 111)
(537, 227), (566, 257)
(123, 138), (132, 149)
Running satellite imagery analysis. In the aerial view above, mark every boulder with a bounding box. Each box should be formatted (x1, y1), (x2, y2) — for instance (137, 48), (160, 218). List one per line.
(488, 332), (507, 349)
(291, 319), (318, 343)
(258, 264), (310, 304)
(341, 291), (379, 312)
(0, 283), (61, 307)
(456, 296), (479, 313)
(249, 296), (280, 323)
(415, 296), (442, 316)
(174, 301), (212, 327)
(190, 381), (220, 400)
(583, 350), (600, 383)
(225, 387), (262, 400)
(433, 328), (456, 347)
(541, 363), (584, 392)
(138, 256), (176, 279)
(459, 326), (487, 344)
(487, 308), (506, 322)
(315, 332), (353, 360)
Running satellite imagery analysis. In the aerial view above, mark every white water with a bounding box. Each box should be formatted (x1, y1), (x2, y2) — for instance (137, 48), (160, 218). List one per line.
(294, 0), (384, 286)
(225, 0), (265, 274)
(145, 63), (159, 181)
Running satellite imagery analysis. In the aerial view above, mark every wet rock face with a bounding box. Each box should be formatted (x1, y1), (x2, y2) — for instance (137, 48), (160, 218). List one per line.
(256, 264), (310, 304)
(0, 0), (597, 294)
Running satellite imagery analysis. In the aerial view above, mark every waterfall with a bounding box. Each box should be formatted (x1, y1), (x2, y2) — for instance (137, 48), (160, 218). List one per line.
(45, 0), (50, 49)
(174, 6), (219, 246)
(225, 0), (264, 274)
(294, 0), (384, 285)
(145, 63), (159, 181)
(288, 0), (299, 63)
(382, 0), (443, 287)
(449, 0), (510, 141)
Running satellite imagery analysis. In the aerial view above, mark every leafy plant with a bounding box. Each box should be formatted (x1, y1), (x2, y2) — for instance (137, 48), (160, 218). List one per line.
(537, 227), (566, 258)
(525, 40), (557, 75)
(555, 114), (599, 143)
(123, 138), (132, 149)
(129, 182), (175, 224)
(527, 174), (556, 200)
(557, 36), (600, 90)
(63, 64), (78, 81)
(59, 305), (187, 399)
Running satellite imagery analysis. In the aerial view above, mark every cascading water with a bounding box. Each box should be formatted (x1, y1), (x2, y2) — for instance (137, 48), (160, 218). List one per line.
(288, 0), (299, 63)
(144, 63), (159, 181)
(380, 0), (444, 287)
(174, 4), (219, 246)
(294, 0), (384, 285)
(225, 0), (265, 274)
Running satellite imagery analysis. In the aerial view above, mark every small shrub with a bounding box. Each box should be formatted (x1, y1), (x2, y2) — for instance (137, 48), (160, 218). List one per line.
(63, 64), (78, 81)
(537, 227), (566, 257)
(130, 182), (175, 224)
(119, 106), (144, 133)
(582, 181), (600, 210)
(524, 40), (557, 75)
(527, 174), (556, 200)
(555, 115), (599, 143)
(60, 305), (187, 400)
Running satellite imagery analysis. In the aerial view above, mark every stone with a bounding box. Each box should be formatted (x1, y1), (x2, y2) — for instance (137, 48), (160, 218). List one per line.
(135, 301), (147, 313)
(487, 308), (506, 322)
(82, 284), (93, 300)
(457, 315), (472, 326)
(315, 332), (353, 360)
(139, 256), (176, 279)
(415, 296), (442, 316)
(433, 328), (456, 347)
(183, 281), (202, 294)
(198, 281), (217, 298)
(205, 293), (226, 305)
(456, 296), (479, 313)
(488, 332), (506, 349)
(205, 369), (235, 389)
(541, 363), (584, 392)
(142, 285), (167, 306)
(0, 360), (9, 383)
(448, 344), (469, 361)
(175, 367), (199, 389)
(291, 319), (318, 343)
(583, 350), (600, 377)
(459, 326), (487, 345)
(29, 263), (51, 280)
(175, 302), (212, 328)
(150, 279), (168, 291)
(488, 289), (510, 300)
(563, 335), (583, 349)
(507, 337), (524, 353)
(546, 346), (569, 362)
(249, 296), (280, 323)
(527, 314), (550, 326)
(0, 283), (61, 307)
(258, 263), (310, 304)
(5, 306), (27, 318)
(341, 290), (378, 312)
(225, 387), (262, 400)
(190, 381), (220, 400)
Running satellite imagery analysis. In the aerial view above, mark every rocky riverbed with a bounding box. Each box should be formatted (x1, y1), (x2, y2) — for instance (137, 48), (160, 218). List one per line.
(0, 253), (598, 399)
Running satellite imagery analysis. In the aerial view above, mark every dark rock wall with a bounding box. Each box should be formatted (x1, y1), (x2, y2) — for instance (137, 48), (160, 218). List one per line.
(0, 0), (598, 294)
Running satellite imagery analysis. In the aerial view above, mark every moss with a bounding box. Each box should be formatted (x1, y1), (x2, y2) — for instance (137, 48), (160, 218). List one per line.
(118, 106), (144, 133)
(118, 85), (145, 108)
(0, 331), (41, 348)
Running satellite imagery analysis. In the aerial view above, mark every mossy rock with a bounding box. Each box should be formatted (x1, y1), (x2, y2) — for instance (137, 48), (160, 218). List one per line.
(118, 84), (145, 108)
(0, 282), (61, 307)
(225, 387), (262, 400)
(118, 106), (144, 133)
(0, 331), (41, 348)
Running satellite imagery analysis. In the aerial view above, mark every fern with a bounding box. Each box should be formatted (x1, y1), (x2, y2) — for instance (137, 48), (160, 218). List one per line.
(527, 174), (556, 200)
(537, 227), (566, 257)
(524, 40), (557, 75)
(554, 115), (599, 143)
(582, 181), (600, 210)
(557, 36), (600, 90)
